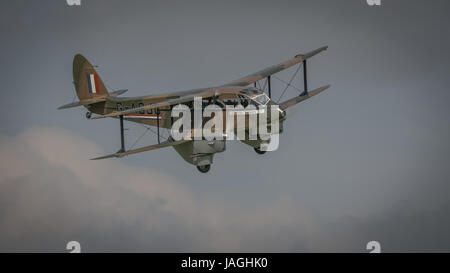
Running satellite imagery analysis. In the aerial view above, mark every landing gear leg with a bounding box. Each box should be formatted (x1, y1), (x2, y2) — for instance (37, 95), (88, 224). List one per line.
(254, 147), (267, 155)
(197, 164), (211, 173)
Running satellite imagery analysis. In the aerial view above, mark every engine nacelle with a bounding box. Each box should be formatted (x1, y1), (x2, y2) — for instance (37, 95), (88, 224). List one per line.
(172, 139), (226, 166)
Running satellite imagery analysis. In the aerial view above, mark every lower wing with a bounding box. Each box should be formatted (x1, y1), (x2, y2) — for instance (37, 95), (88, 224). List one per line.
(279, 85), (330, 110)
(91, 138), (190, 160)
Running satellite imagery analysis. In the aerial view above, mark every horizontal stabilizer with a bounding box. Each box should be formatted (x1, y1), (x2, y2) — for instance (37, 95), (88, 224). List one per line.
(57, 96), (108, 110)
(109, 89), (128, 97)
(91, 138), (190, 160)
(57, 101), (83, 110)
(279, 85), (330, 110)
(58, 89), (127, 110)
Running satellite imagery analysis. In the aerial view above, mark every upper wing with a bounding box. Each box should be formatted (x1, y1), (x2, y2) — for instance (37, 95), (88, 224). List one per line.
(222, 46), (328, 87)
(90, 86), (245, 120)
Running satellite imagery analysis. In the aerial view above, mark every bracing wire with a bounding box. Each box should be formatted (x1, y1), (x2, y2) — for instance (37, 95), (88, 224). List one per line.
(275, 64), (303, 103)
(127, 122), (169, 150)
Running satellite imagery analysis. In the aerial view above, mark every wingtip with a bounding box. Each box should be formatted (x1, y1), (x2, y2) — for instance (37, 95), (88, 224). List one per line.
(90, 151), (126, 160)
(57, 105), (71, 110)
(90, 156), (105, 160)
(296, 46), (329, 59)
(90, 154), (116, 160)
(90, 115), (106, 120)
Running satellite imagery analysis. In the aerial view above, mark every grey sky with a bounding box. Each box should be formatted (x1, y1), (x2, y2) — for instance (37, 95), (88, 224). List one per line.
(0, 0), (450, 252)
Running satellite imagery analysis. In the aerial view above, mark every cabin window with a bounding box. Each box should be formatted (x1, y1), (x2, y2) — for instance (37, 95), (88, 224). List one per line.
(253, 94), (269, 105)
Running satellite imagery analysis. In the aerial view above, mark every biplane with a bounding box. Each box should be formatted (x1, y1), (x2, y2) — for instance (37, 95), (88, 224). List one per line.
(58, 47), (330, 173)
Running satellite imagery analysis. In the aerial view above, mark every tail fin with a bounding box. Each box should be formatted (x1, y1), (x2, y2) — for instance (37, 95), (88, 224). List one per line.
(73, 54), (109, 100)
(58, 54), (111, 110)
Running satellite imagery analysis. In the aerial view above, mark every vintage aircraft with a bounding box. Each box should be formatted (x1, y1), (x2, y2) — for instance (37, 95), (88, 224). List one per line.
(58, 47), (330, 173)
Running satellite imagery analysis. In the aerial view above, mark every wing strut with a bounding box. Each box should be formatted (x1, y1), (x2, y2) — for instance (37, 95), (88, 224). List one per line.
(301, 60), (308, 96)
(255, 76), (272, 99)
(156, 108), (160, 144)
(119, 115), (125, 153)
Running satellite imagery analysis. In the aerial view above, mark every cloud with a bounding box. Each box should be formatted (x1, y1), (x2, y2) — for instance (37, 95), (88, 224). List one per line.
(2, 127), (449, 252)
(0, 127), (324, 252)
